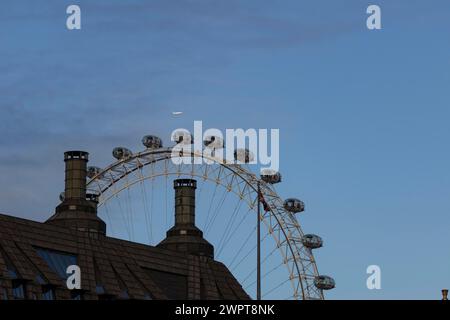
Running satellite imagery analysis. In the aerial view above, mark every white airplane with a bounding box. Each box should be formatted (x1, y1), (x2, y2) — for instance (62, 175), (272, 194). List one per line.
(172, 111), (183, 116)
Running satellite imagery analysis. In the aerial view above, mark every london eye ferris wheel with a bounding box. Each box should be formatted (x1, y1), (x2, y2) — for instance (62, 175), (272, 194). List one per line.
(80, 133), (335, 300)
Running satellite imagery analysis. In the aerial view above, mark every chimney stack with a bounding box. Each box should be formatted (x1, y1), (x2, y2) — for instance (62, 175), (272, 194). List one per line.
(442, 289), (448, 300)
(64, 151), (89, 200)
(174, 179), (197, 227)
(157, 179), (214, 258)
(46, 151), (106, 236)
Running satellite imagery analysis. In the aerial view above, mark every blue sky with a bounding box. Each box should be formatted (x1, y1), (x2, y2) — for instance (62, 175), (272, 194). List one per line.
(1, 0), (450, 299)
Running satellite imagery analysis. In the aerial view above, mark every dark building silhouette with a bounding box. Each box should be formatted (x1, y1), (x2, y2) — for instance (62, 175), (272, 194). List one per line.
(0, 151), (249, 300)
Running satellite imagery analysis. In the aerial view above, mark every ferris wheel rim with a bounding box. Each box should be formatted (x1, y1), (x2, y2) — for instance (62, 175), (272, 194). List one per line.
(86, 147), (323, 300)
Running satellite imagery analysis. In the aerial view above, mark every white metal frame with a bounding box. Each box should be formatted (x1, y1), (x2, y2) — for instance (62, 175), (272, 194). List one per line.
(86, 148), (324, 300)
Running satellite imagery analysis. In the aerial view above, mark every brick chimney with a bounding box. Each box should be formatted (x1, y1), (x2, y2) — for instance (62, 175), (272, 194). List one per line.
(157, 179), (214, 258)
(46, 151), (106, 236)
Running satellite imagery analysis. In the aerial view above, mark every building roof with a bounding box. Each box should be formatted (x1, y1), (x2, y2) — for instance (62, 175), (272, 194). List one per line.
(0, 152), (250, 300)
(0, 212), (249, 300)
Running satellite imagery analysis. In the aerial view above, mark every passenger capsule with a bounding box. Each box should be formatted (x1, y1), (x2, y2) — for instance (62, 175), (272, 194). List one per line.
(59, 192), (65, 202)
(234, 148), (254, 163)
(203, 135), (224, 149)
(260, 169), (282, 184)
(314, 275), (335, 290)
(283, 198), (305, 213)
(172, 130), (193, 144)
(87, 166), (102, 179)
(301, 234), (323, 249)
(142, 135), (163, 149)
(112, 147), (132, 160)
(86, 192), (100, 203)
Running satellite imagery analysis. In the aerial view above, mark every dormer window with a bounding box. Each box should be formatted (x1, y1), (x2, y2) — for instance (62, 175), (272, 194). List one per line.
(12, 279), (26, 299)
(42, 285), (56, 300)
